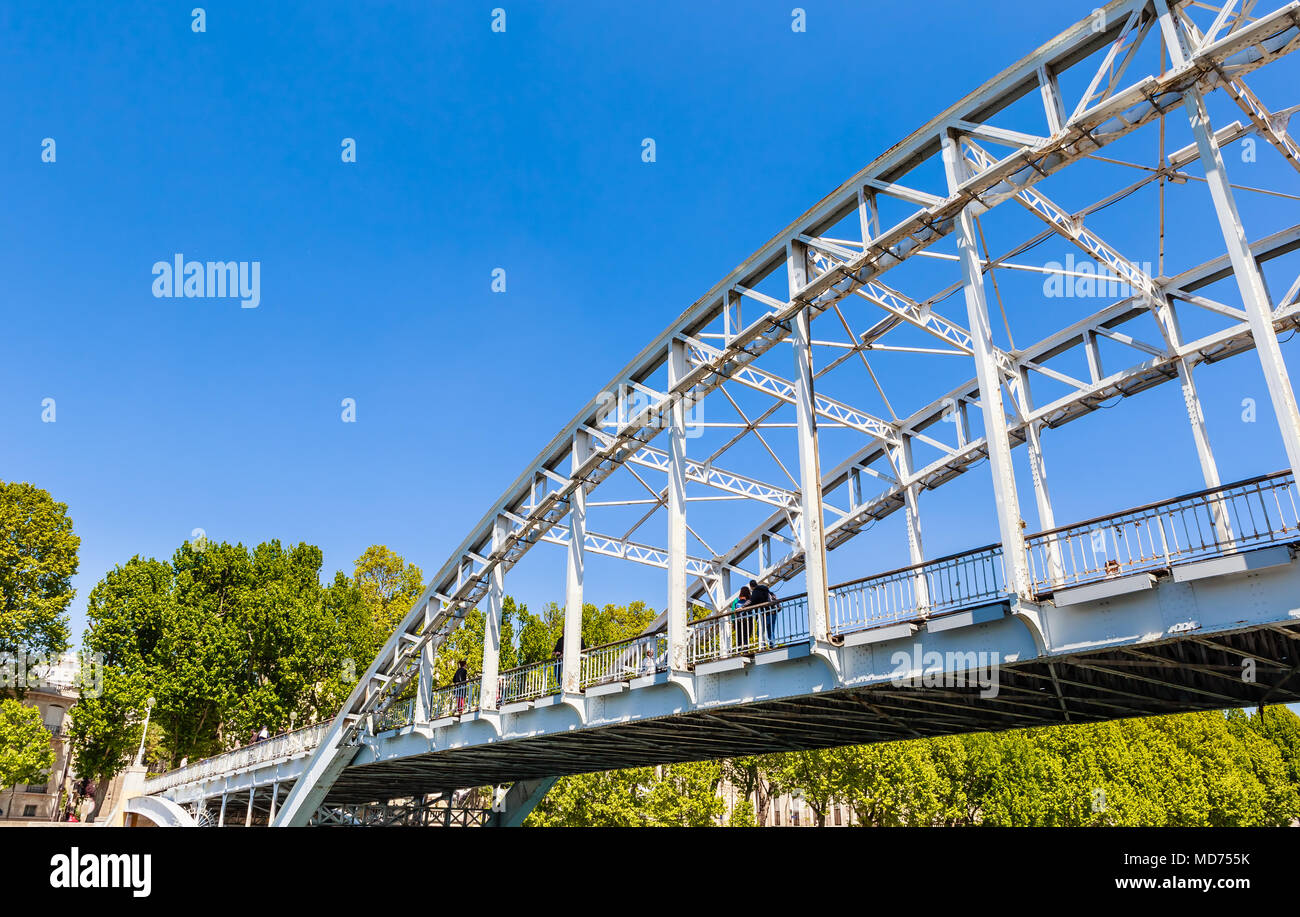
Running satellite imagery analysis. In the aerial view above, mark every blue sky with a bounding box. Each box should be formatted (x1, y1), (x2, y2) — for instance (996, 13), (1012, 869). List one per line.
(2, 0), (1299, 651)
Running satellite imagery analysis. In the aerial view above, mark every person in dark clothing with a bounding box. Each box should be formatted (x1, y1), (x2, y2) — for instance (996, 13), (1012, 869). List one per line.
(551, 636), (564, 691)
(551, 634), (586, 690)
(745, 579), (777, 648)
(452, 659), (469, 713)
(732, 585), (753, 650)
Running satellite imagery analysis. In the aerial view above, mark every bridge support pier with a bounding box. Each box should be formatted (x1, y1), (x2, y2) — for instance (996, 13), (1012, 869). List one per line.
(667, 338), (690, 669)
(941, 130), (1031, 598)
(415, 597), (438, 723)
(788, 240), (830, 640)
(487, 777), (558, 827)
(564, 431), (589, 693)
(480, 517), (508, 710)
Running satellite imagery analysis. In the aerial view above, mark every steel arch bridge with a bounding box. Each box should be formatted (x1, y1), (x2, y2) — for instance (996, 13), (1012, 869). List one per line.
(137, 0), (1300, 827)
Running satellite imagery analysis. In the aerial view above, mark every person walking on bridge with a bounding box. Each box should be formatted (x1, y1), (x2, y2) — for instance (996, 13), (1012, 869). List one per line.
(452, 659), (469, 714)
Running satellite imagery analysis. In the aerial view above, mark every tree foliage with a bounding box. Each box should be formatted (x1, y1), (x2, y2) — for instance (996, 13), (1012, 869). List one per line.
(526, 760), (725, 827)
(352, 545), (424, 657)
(0, 481), (79, 663)
(70, 539), (392, 780)
(0, 698), (55, 790)
(524, 706), (1300, 827)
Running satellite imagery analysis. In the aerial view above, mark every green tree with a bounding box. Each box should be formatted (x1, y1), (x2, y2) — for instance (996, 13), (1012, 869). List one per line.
(582, 601), (656, 647)
(840, 739), (946, 826)
(723, 755), (781, 825)
(1248, 705), (1300, 787)
(641, 761), (726, 825)
(526, 761), (725, 826)
(525, 768), (648, 827)
(71, 538), (371, 780)
(433, 597), (520, 684)
(353, 545), (424, 653)
(516, 602), (563, 666)
(766, 746), (853, 826)
(0, 698), (55, 791)
(0, 481), (79, 665)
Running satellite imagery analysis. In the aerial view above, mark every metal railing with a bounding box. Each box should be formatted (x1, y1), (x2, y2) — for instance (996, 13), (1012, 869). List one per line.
(375, 698), (415, 732)
(143, 722), (332, 795)
(828, 545), (1006, 636)
(426, 679), (482, 719)
(1025, 471), (1299, 593)
(580, 633), (667, 688)
(687, 595), (810, 665)
(500, 658), (562, 704)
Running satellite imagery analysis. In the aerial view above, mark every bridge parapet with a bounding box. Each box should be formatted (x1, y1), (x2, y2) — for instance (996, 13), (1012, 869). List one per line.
(143, 722), (331, 797)
(1026, 470), (1299, 594)
(830, 545), (1006, 636)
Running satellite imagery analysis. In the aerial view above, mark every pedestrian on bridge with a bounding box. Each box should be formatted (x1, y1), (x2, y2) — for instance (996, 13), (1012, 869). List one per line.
(452, 659), (469, 713)
(732, 586), (752, 650)
(552, 634), (586, 690)
(746, 580), (777, 650)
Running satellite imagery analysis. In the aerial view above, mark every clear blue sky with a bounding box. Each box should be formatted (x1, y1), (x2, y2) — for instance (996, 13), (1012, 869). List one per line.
(2, 1), (1298, 651)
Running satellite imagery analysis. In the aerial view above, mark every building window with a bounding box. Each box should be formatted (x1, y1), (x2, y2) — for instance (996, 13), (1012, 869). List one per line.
(23, 805), (38, 817)
(27, 783), (48, 795)
(835, 806), (842, 826)
(45, 707), (64, 734)
(775, 808), (781, 826)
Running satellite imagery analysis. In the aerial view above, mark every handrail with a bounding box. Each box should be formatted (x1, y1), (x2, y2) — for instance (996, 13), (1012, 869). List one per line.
(830, 545), (1003, 592)
(581, 632), (667, 687)
(688, 594), (810, 665)
(143, 721), (333, 794)
(1025, 470), (1299, 592)
(500, 658), (562, 704)
(689, 596), (800, 627)
(1028, 469), (1294, 540)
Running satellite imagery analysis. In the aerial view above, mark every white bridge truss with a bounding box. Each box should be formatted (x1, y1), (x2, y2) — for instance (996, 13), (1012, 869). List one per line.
(137, 0), (1300, 826)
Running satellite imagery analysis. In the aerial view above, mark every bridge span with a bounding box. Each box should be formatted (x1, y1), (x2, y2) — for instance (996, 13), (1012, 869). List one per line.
(140, 472), (1300, 825)
(132, 0), (1300, 826)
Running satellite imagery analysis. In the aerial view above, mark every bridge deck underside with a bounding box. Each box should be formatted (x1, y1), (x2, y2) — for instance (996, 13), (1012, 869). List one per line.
(323, 622), (1300, 804)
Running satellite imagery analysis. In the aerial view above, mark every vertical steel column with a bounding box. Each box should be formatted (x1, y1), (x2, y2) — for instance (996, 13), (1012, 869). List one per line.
(563, 430), (588, 693)
(269, 781), (279, 822)
(414, 597), (436, 723)
(480, 517), (507, 709)
(1185, 92), (1300, 479)
(667, 339), (690, 670)
(218, 792), (227, 828)
(894, 434), (930, 609)
(788, 240), (830, 640)
(245, 786), (255, 827)
(1158, 3), (1300, 479)
(1016, 367), (1063, 584)
(941, 131), (1030, 598)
